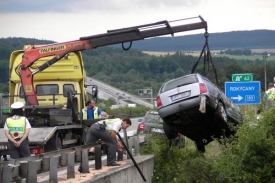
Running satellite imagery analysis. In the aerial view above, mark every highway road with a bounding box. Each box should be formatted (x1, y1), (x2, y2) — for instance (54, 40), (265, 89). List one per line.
(86, 77), (154, 108)
(119, 117), (143, 138)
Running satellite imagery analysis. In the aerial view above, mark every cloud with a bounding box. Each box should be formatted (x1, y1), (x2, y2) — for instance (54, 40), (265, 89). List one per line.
(0, 0), (70, 13)
(0, 0), (202, 13)
(0, 0), (274, 42)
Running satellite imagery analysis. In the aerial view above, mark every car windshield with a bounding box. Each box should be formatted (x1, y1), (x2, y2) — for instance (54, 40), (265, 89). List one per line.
(160, 75), (197, 93)
(144, 113), (163, 124)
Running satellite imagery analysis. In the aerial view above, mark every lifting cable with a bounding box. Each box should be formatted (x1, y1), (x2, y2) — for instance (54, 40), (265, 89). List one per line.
(191, 30), (219, 85)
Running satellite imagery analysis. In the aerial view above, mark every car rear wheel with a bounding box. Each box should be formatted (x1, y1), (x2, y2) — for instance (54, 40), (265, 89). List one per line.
(163, 121), (178, 139)
(215, 102), (227, 123)
(195, 141), (205, 152)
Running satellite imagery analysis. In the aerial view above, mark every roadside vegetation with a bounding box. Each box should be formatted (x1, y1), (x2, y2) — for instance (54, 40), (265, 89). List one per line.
(140, 105), (275, 183)
(95, 98), (153, 117)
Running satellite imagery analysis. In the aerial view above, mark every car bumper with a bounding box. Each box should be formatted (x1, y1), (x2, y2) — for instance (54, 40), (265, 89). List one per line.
(158, 96), (200, 119)
(158, 95), (217, 119)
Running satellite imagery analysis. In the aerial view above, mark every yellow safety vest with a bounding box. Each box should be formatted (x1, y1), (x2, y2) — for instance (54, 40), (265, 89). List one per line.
(98, 118), (121, 134)
(82, 107), (99, 119)
(6, 117), (26, 139)
(266, 89), (275, 100)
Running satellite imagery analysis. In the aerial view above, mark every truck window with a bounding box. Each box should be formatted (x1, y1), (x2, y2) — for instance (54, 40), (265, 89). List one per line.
(63, 84), (75, 96)
(36, 85), (59, 95)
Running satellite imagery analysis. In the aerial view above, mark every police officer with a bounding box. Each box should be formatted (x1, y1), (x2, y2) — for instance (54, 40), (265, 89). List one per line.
(4, 101), (31, 159)
(82, 99), (110, 119)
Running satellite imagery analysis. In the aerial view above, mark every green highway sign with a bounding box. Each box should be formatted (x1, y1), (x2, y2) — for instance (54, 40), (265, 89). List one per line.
(232, 73), (253, 82)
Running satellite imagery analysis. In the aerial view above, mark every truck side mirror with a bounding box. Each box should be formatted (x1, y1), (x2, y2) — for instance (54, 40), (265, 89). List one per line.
(91, 86), (98, 98)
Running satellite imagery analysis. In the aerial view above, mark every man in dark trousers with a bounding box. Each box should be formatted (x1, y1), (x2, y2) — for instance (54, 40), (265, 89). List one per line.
(4, 101), (31, 159)
(4, 101), (31, 182)
(78, 118), (131, 172)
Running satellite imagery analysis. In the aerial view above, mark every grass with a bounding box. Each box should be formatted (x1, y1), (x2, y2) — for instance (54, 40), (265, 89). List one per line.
(143, 49), (275, 61)
(213, 54), (275, 61)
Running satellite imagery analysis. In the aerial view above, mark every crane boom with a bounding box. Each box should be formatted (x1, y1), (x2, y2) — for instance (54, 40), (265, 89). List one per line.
(20, 16), (207, 105)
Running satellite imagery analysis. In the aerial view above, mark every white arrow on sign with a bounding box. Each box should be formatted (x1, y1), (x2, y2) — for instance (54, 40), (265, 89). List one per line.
(231, 95), (243, 101)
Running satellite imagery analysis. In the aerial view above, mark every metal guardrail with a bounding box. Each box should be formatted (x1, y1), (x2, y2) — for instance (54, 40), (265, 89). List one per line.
(0, 135), (141, 183)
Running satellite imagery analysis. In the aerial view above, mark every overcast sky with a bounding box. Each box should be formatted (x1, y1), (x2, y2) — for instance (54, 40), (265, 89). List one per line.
(1, 0), (275, 42)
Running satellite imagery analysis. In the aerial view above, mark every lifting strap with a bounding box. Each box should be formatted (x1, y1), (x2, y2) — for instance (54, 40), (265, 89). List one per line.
(191, 30), (219, 85)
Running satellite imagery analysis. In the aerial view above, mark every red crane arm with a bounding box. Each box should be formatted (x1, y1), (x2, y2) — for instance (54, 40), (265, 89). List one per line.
(19, 16), (208, 105)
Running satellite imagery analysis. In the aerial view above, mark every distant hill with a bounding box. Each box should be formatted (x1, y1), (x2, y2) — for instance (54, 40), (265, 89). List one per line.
(1, 30), (274, 52)
(118, 30), (275, 51)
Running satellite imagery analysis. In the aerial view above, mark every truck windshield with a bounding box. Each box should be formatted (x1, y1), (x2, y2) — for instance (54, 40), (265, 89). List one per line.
(36, 85), (59, 95)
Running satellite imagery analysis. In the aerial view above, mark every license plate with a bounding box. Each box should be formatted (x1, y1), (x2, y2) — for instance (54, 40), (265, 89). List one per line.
(151, 128), (164, 133)
(171, 90), (191, 101)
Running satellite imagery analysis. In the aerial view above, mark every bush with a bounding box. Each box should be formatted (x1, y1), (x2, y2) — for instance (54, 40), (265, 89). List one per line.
(141, 106), (275, 183)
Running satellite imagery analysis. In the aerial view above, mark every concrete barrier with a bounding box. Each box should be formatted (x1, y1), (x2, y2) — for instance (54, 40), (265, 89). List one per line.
(0, 136), (152, 183)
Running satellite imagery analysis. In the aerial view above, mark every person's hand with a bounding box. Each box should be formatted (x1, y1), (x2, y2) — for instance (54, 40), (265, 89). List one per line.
(108, 114), (115, 118)
(116, 141), (123, 151)
(13, 141), (20, 147)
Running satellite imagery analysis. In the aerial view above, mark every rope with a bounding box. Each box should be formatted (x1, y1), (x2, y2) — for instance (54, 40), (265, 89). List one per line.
(191, 31), (218, 85)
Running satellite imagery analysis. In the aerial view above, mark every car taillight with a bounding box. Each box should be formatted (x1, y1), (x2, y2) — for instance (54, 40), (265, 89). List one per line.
(199, 83), (208, 94)
(30, 148), (44, 155)
(137, 122), (145, 131)
(156, 96), (162, 107)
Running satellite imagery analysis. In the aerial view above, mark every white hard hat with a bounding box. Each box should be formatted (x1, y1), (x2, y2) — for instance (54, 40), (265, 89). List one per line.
(11, 102), (24, 109)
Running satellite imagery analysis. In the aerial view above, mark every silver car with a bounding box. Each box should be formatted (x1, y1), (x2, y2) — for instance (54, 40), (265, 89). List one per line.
(157, 73), (243, 152)
(137, 110), (185, 148)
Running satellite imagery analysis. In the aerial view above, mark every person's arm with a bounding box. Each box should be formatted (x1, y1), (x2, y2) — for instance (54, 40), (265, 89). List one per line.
(18, 128), (30, 144)
(4, 121), (17, 144)
(18, 118), (31, 145)
(111, 130), (123, 151)
(98, 107), (109, 118)
(110, 130), (118, 140)
(4, 130), (17, 144)
(101, 111), (109, 117)
(110, 122), (123, 151)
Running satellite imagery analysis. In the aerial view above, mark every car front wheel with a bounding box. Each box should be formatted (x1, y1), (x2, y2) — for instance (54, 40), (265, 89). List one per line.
(215, 102), (227, 123)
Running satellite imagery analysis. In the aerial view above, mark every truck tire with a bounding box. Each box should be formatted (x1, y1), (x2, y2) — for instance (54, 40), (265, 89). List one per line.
(163, 121), (178, 139)
(45, 133), (62, 152)
(215, 102), (227, 123)
(56, 136), (62, 150)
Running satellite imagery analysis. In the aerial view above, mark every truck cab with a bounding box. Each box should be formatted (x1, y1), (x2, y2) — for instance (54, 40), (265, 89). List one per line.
(0, 50), (89, 155)
(9, 50), (87, 111)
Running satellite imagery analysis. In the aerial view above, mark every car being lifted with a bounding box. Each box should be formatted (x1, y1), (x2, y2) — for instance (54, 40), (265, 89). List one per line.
(156, 73), (243, 152)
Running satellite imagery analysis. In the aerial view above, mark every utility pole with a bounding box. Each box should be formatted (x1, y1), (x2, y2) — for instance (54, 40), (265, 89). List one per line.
(263, 54), (269, 91)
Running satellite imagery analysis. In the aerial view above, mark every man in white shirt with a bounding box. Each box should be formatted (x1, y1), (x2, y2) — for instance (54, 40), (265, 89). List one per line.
(79, 118), (131, 171)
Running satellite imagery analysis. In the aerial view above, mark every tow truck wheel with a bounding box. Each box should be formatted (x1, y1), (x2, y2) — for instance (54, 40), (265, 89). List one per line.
(56, 136), (62, 150)
(45, 133), (62, 152)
